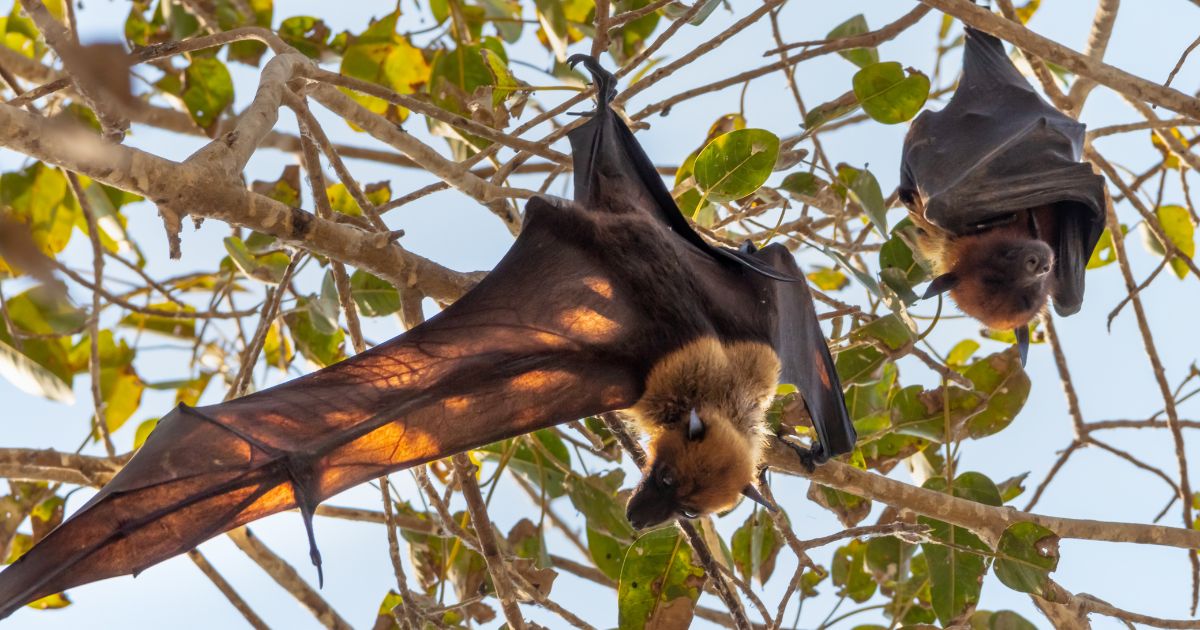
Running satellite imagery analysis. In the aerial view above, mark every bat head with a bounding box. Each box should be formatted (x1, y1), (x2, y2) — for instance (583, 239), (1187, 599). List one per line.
(929, 232), (1055, 331)
(626, 408), (760, 529)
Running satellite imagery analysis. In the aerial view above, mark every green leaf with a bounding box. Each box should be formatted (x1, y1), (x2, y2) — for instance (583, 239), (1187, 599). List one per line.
(693, 129), (781, 203)
(567, 469), (635, 540)
(0, 337), (73, 402)
(730, 510), (782, 584)
(864, 534), (904, 583)
(119, 303), (197, 339)
(1086, 225), (1125, 270)
(946, 339), (980, 368)
(853, 62), (930, 124)
(802, 91), (860, 132)
(327, 181), (390, 216)
(996, 472), (1029, 504)
(835, 344), (886, 386)
(182, 57), (234, 132)
(1156, 205), (1195, 279)
(284, 297), (345, 367)
(279, 15), (331, 59)
(133, 417), (158, 450)
(827, 15), (879, 68)
(962, 348), (1031, 439)
(480, 429), (572, 499)
(252, 165), (301, 206)
(263, 320), (293, 371)
(672, 152), (710, 219)
(308, 271), (341, 336)
(350, 269), (401, 317)
(587, 526), (628, 581)
(609, 0), (661, 65)
(994, 522), (1058, 596)
(831, 539), (877, 602)
(809, 484), (871, 527)
(807, 266), (849, 291)
(836, 164), (887, 235)
(879, 218), (930, 288)
(4, 285), (85, 335)
(618, 527), (705, 630)
(1, 163), (78, 257)
(223, 236), (290, 284)
(26, 592), (70, 610)
(340, 11), (431, 123)
(971, 610), (1039, 630)
(174, 371), (213, 406)
(780, 171), (826, 197)
(97, 365), (144, 435)
(851, 313), (915, 352)
(920, 473), (1001, 625)
(222, 0), (273, 65)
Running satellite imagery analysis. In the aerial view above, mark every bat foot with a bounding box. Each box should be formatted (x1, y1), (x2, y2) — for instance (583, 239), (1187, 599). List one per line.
(566, 54), (617, 108)
(785, 440), (827, 473)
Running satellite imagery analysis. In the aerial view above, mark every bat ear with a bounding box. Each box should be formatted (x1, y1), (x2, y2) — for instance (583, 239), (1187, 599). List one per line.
(740, 484), (778, 512)
(922, 273), (959, 299)
(1015, 325), (1030, 366)
(687, 409), (705, 441)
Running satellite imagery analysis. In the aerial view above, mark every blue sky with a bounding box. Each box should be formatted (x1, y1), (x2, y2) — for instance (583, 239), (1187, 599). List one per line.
(1, 1), (1198, 628)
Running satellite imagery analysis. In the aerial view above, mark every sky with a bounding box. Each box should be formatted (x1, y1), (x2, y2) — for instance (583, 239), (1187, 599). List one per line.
(1, 0), (1199, 628)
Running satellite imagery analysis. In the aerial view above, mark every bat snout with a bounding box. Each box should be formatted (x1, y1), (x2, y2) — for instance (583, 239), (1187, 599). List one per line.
(1024, 252), (1051, 277)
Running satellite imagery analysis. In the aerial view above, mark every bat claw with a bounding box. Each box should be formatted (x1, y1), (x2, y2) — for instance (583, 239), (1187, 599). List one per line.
(566, 54), (617, 108)
(785, 440), (827, 473)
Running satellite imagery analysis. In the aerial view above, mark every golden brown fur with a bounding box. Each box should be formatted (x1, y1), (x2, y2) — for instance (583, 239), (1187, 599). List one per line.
(626, 337), (780, 516)
(908, 205), (1056, 330)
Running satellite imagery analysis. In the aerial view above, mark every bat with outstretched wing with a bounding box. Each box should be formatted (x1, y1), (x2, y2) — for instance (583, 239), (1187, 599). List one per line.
(0, 56), (855, 616)
(898, 27), (1106, 363)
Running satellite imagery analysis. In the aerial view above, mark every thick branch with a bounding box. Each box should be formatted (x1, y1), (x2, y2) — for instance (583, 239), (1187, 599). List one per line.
(767, 444), (1200, 550)
(0, 102), (483, 303)
(919, 0), (1200, 118)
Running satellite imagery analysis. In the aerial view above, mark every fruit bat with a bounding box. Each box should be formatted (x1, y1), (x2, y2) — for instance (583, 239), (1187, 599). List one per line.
(0, 56), (855, 616)
(898, 27), (1105, 362)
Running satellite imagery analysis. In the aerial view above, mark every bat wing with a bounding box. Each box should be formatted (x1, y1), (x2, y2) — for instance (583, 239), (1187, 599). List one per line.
(0, 195), (656, 615)
(898, 28), (1104, 312)
(566, 55), (799, 282)
(745, 243), (855, 460)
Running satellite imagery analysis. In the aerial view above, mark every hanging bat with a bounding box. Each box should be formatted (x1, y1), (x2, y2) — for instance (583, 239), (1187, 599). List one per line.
(898, 27), (1106, 362)
(0, 56), (855, 616)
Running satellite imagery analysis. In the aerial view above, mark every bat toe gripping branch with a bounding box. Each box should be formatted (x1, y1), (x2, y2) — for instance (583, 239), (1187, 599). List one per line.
(784, 439), (828, 473)
(567, 53), (618, 116)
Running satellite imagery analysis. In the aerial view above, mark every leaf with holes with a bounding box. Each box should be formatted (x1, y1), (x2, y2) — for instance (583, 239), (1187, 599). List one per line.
(618, 527), (705, 630)
(994, 522), (1059, 596)
(182, 57), (234, 133)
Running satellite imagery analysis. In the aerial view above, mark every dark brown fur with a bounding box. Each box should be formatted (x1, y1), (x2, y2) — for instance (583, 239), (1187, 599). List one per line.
(624, 338), (780, 528)
(911, 205), (1057, 330)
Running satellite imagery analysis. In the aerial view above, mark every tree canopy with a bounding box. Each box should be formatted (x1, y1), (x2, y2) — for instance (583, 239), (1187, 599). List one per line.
(0, 0), (1198, 628)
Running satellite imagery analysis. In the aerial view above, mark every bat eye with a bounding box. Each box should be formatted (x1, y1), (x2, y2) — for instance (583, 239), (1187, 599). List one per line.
(659, 469), (675, 487)
(686, 409), (705, 441)
(679, 508), (699, 519)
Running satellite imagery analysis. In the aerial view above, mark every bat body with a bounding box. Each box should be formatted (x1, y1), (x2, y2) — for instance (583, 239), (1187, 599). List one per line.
(899, 28), (1105, 359)
(0, 57), (855, 616)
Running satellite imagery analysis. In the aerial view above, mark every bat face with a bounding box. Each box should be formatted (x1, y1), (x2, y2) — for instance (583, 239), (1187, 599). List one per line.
(625, 338), (779, 530)
(626, 407), (759, 529)
(915, 207), (1055, 331)
(943, 231), (1054, 330)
